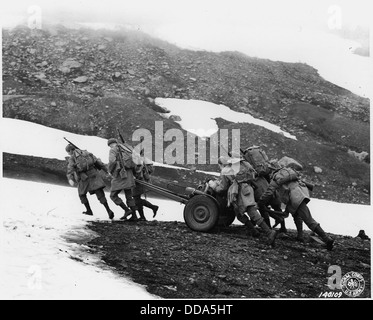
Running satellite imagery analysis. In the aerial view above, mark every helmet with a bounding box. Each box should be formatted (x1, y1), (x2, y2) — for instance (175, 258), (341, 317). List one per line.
(107, 138), (118, 146)
(65, 144), (75, 153)
(218, 156), (229, 166)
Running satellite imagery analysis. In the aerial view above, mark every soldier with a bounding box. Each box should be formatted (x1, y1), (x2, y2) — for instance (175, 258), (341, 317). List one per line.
(66, 144), (114, 219)
(107, 138), (138, 221)
(257, 160), (334, 250)
(132, 155), (159, 221)
(209, 156), (277, 246)
(253, 175), (287, 233)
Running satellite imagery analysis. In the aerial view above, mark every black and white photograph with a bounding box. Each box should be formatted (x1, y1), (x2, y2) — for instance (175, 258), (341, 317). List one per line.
(0, 0), (371, 305)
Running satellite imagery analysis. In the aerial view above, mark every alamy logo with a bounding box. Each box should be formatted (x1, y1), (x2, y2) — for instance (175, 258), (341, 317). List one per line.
(27, 5), (42, 30)
(325, 266), (365, 298)
(130, 121), (242, 173)
(327, 5), (342, 30)
(27, 264), (43, 291)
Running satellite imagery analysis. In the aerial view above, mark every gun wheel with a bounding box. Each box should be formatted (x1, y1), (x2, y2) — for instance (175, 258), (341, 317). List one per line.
(183, 195), (219, 232)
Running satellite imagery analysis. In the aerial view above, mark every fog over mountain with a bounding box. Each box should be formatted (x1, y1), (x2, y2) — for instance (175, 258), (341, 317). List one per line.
(1, 0), (371, 98)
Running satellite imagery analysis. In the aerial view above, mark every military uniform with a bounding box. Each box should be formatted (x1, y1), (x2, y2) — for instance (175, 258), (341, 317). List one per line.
(211, 157), (276, 245)
(108, 139), (137, 220)
(258, 166), (334, 250)
(133, 159), (159, 220)
(253, 176), (286, 231)
(66, 145), (114, 219)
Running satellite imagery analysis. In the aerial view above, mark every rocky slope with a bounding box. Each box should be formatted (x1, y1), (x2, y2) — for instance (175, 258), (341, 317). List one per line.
(2, 24), (370, 205)
(86, 219), (371, 299)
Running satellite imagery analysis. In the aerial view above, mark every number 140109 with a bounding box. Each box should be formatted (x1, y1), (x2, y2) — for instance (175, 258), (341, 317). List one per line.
(318, 291), (342, 298)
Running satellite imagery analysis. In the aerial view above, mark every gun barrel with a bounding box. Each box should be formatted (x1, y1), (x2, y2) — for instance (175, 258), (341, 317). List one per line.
(117, 128), (125, 144)
(185, 187), (206, 196)
(63, 137), (80, 150)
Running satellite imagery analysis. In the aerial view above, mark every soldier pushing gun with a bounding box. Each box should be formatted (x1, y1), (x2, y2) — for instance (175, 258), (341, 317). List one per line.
(65, 138), (114, 219)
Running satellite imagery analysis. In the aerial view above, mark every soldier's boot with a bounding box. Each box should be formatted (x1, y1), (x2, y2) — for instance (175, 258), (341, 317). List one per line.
(279, 221), (287, 234)
(314, 225), (334, 251)
(137, 207), (146, 221)
(260, 210), (272, 228)
(259, 221), (277, 247)
(269, 211), (284, 230)
(152, 205), (159, 218)
(128, 206), (139, 221)
(295, 219), (304, 242)
(83, 202), (93, 216)
(264, 216), (272, 229)
(119, 203), (133, 220)
(143, 200), (159, 218)
(245, 220), (260, 238)
(103, 202), (114, 219)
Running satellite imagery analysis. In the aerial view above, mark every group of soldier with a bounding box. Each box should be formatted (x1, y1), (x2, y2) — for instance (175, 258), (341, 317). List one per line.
(65, 137), (158, 222)
(207, 153), (335, 251)
(65, 138), (334, 251)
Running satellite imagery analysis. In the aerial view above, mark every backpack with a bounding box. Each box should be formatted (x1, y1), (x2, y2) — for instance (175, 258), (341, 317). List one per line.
(273, 167), (299, 185)
(234, 160), (256, 184)
(242, 146), (271, 176)
(74, 150), (95, 172)
(117, 145), (135, 169)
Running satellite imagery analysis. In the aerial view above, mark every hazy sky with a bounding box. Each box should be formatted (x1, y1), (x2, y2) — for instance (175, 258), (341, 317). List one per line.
(0, 0), (370, 30)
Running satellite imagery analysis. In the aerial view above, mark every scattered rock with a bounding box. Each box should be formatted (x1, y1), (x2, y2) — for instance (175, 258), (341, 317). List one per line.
(112, 72), (122, 81)
(73, 76), (88, 83)
(58, 66), (71, 74)
(313, 166), (322, 174)
(348, 149), (369, 163)
(62, 58), (82, 69)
